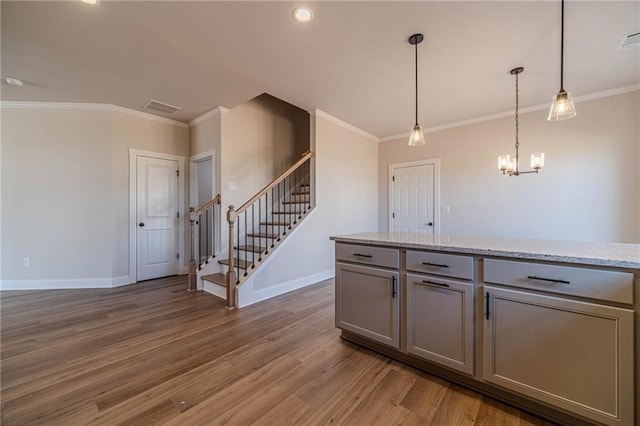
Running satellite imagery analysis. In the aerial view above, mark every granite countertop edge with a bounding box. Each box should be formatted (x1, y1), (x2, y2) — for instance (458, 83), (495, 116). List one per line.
(330, 233), (640, 270)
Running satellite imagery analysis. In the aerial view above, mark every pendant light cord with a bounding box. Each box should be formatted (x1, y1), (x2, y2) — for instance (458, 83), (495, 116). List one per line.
(515, 70), (520, 168)
(560, 0), (565, 91)
(414, 42), (419, 126)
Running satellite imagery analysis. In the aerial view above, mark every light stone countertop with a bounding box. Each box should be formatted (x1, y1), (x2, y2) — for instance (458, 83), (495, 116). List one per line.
(330, 232), (640, 269)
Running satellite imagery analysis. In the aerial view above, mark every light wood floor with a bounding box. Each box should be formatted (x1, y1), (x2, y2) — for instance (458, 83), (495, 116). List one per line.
(1, 276), (555, 425)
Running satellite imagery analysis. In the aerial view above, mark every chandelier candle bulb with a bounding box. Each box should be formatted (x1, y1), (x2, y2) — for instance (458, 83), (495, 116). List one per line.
(530, 153), (545, 170)
(498, 155), (511, 172)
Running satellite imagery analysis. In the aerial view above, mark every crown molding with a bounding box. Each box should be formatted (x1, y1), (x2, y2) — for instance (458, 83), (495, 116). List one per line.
(378, 83), (640, 143)
(309, 109), (379, 142)
(189, 106), (230, 127)
(0, 101), (189, 128)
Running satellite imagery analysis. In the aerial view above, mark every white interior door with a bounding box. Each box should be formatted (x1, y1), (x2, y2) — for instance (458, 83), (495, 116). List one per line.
(391, 161), (438, 235)
(137, 156), (179, 281)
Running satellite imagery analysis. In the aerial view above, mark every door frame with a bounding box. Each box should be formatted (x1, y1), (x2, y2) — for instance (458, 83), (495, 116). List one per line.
(190, 149), (218, 260)
(189, 149), (216, 211)
(388, 158), (441, 234)
(129, 149), (186, 283)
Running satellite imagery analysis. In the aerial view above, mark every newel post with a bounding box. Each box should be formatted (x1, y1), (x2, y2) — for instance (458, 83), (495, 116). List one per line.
(188, 207), (197, 291)
(226, 205), (237, 309)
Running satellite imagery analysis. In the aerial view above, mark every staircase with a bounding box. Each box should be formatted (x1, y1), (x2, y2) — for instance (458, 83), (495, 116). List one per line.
(189, 151), (314, 309)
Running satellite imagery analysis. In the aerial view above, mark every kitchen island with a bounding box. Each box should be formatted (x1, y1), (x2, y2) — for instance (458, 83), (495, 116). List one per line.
(331, 232), (640, 426)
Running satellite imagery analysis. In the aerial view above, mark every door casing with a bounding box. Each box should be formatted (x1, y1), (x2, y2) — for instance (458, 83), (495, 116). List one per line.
(388, 158), (441, 234)
(129, 149), (185, 283)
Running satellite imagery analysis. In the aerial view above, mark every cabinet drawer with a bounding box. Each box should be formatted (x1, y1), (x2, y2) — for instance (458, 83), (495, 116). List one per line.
(484, 259), (633, 304)
(336, 243), (399, 269)
(406, 250), (473, 280)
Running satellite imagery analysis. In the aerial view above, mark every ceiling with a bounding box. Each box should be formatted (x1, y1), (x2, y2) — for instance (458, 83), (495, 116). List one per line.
(1, 1), (638, 139)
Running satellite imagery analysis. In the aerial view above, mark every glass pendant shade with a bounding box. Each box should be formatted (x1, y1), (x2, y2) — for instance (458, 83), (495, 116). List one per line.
(548, 90), (576, 121)
(498, 155), (511, 172)
(530, 152), (545, 170)
(408, 124), (425, 146)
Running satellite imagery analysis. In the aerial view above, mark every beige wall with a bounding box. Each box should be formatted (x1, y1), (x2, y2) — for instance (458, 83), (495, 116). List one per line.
(379, 91), (640, 243)
(220, 94), (309, 211)
(1, 107), (189, 285)
(190, 111), (222, 207)
(2, 108), (113, 280)
(111, 111), (189, 277)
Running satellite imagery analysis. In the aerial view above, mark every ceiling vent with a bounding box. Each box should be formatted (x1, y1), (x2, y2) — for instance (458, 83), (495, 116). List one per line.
(143, 99), (182, 115)
(618, 31), (640, 50)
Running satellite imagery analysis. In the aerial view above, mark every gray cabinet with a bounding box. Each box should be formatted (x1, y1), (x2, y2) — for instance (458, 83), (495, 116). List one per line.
(483, 285), (634, 426)
(406, 273), (474, 375)
(335, 262), (400, 348)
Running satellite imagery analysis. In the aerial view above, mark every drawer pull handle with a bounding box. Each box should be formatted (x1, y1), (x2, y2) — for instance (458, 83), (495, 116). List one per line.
(527, 275), (570, 285)
(353, 253), (372, 258)
(420, 280), (450, 288)
(422, 262), (449, 268)
(392, 276), (397, 298)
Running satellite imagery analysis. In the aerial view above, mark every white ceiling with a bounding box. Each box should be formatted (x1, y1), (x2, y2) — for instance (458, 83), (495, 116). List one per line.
(1, 1), (638, 139)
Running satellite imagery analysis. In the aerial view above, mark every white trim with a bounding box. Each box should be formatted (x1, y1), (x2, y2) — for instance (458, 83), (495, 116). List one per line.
(0, 276), (133, 290)
(189, 149), (216, 208)
(190, 149), (218, 258)
(112, 275), (134, 287)
(245, 269), (334, 307)
(309, 109), (379, 142)
(189, 106), (229, 127)
(0, 101), (188, 128)
(388, 158), (441, 235)
(202, 280), (227, 300)
(234, 208), (322, 307)
(378, 83), (640, 143)
(129, 149), (186, 283)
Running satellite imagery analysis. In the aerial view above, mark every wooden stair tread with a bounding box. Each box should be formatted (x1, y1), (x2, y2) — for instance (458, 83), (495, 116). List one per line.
(282, 201), (307, 205)
(247, 232), (279, 239)
(218, 258), (252, 269)
(235, 245), (266, 253)
(292, 191), (310, 196)
(201, 273), (227, 287)
(261, 221), (291, 226)
(271, 211), (303, 215)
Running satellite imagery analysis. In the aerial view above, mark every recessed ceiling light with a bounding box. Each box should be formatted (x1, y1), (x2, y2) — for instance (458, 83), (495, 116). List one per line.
(81, 0), (99, 4)
(4, 77), (24, 87)
(292, 7), (313, 23)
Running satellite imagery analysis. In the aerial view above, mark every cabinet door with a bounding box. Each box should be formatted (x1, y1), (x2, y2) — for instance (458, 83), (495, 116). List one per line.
(406, 274), (474, 375)
(335, 263), (400, 348)
(483, 286), (634, 426)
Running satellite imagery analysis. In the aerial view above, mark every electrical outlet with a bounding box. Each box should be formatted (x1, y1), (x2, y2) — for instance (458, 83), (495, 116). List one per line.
(441, 205), (451, 214)
(23, 257), (30, 267)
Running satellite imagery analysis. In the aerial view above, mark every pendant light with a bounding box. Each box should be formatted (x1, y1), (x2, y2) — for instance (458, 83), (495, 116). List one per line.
(498, 67), (544, 176)
(408, 33), (425, 146)
(548, 0), (577, 121)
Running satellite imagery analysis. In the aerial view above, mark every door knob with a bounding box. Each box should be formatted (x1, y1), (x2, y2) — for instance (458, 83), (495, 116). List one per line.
(139, 222), (145, 227)
(427, 222), (433, 226)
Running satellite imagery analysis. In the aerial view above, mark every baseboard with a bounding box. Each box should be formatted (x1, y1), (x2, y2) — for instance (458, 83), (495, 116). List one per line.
(112, 275), (134, 287)
(0, 275), (134, 290)
(239, 269), (334, 308)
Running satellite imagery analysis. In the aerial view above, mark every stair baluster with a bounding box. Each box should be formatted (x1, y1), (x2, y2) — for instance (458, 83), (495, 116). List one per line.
(220, 151), (314, 309)
(188, 195), (221, 291)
